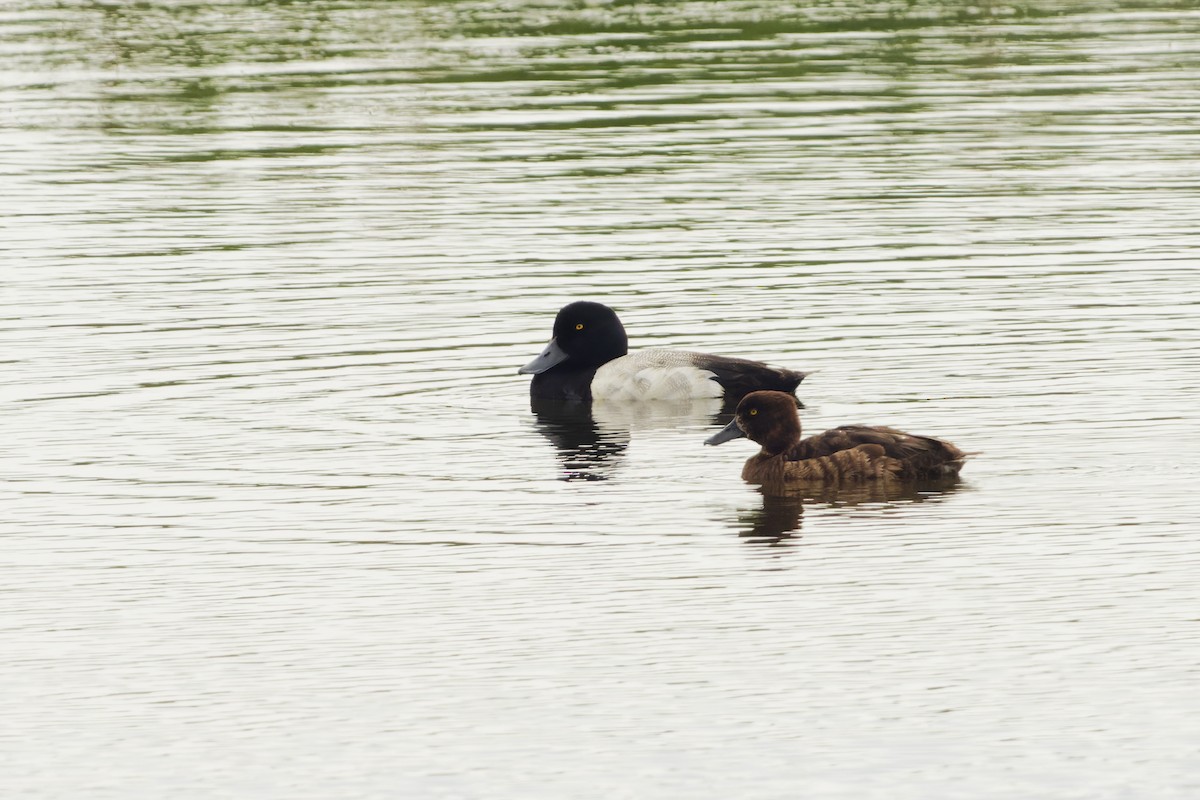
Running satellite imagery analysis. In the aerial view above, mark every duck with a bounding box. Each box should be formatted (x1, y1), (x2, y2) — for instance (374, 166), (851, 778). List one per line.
(705, 391), (969, 490)
(519, 302), (808, 405)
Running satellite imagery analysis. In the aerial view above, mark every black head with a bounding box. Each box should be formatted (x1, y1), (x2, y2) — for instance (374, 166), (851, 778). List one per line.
(520, 301), (630, 375)
(551, 302), (628, 366)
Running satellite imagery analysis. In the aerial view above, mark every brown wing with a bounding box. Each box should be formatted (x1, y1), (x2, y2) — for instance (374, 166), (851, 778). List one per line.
(790, 425), (966, 478)
(781, 445), (903, 484)
(743, 446), (901, 491)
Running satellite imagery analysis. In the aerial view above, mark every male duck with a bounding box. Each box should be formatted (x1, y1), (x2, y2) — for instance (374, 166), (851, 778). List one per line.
(519, 302), (808, 404)
(706, 391), (968, 490)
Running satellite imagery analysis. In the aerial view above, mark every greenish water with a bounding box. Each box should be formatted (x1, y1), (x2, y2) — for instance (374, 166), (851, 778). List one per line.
(4, 2), (1199, 798)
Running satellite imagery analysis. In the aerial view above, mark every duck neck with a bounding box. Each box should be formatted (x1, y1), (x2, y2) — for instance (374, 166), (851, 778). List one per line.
(758, 418), (801, 456)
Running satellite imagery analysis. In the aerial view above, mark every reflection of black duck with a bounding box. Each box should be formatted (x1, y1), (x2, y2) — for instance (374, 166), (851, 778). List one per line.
(707, 391), (970, 495)
(519, 302), (808, 408)
(529, 396), (627, 482)
(529, 395), (727, 482)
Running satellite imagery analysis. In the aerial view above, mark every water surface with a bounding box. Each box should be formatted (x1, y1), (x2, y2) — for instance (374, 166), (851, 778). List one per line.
(4, 2), (1199, 797)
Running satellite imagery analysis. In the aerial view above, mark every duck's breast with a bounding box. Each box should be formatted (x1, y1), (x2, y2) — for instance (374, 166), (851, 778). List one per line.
(591, 349), (723, 402)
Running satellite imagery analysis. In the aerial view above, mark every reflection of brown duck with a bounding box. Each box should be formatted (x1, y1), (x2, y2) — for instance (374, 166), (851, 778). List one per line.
(706, 391), (970, 493)
(736, 490), (805, 542)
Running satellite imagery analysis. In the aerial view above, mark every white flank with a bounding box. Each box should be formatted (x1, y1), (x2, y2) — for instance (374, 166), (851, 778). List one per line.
(591, 349), (723, 402)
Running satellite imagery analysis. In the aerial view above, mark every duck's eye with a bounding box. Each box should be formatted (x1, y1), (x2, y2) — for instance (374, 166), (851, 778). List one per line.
(748, 408), (758, 416)
(575, 323), (584, 331)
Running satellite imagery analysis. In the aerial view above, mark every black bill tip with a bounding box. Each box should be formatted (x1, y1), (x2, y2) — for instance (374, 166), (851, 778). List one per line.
(704, 418), (746, 446)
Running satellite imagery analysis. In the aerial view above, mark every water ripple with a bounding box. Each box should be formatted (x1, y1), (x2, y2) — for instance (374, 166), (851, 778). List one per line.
(5, 2), (1200, 798)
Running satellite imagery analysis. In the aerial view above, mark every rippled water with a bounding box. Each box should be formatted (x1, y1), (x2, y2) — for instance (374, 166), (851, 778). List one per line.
(4, 2), (1199, 797)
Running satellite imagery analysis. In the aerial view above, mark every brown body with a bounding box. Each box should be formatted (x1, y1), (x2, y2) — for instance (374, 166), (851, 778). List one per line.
(706, 391), (968, 493)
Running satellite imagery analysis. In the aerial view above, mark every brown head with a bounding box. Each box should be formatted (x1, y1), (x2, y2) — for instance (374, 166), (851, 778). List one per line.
(704, 390), (802, 454)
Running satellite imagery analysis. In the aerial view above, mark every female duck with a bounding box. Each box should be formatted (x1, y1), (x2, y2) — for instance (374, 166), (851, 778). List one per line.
(519, 302), (808, 404)
(705, 391), (968, 490)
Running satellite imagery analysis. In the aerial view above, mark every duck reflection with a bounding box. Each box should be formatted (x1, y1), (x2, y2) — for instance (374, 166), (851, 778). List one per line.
(529, 397), (626, 481)
(730, 477), (965, 545)
(529, 396), (725, 482)
(733, 489), (807, 543)
(780, 474), (964, 506)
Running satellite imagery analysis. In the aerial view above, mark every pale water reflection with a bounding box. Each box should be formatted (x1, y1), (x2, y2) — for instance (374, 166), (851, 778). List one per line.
(4, 1), (1200, 798)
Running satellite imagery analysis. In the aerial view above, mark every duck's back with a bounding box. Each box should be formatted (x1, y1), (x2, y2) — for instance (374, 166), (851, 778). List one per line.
(791, 425), (966, 478)
(592, 349), (807, 403)
(690, 351), (807, 402)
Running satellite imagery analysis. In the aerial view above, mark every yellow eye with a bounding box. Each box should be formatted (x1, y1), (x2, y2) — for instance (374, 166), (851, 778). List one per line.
(749, 408), (758, 416)
(575, 323), (584, 331)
